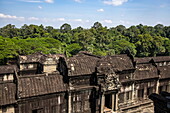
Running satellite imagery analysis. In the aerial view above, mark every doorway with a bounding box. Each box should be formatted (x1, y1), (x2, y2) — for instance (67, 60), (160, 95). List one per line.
(105, 94), (112, 109)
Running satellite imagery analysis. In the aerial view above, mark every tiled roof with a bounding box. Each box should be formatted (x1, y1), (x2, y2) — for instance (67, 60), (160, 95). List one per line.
(102, 54), (135, 72)
(19, 52), (64, 64)
(135, 56), (170, 64)
(0, 82), (16, 106)
(135, 56), (170, 79)
(0, 65), (18, 74)
(157, 66), (170, 79)
(135, 57), (153, 64)
(152, 56), (170, 62)
(67, 53), (100, 76)
(19, 52), (44, 63)
(18, 73), (67, 98)
(96, 59), (113, 75)
(67, 53), (135, 76)
(134, 64), (158, 80)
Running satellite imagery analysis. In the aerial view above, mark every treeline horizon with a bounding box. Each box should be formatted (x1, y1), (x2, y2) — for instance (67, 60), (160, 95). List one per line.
(0, 22), (170, 64)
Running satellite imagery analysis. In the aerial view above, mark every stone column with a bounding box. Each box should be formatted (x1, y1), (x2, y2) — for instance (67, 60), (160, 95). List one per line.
(132, 83), (135, 102)
(144, 85), (147, 99)
(167, 81), (170, 92)
(115, 93), (118, 111)
(156, 79), (159, 94)
(112, 93), (118, 112)
(135, 88), (138, 101)
(112, 93), (115, 111)
(68, 92), (72, 113)
(101, 94), (105, 113)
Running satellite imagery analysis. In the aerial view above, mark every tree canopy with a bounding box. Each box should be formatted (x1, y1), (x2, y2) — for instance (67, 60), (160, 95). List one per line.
(0, 23), (170, 64)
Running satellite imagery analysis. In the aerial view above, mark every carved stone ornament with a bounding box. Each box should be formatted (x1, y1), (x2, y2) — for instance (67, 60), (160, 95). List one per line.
(105, 73), (121, 91)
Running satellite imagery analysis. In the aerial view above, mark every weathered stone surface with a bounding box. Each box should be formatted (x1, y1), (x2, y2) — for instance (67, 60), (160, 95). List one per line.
(0, 52), (170, 113)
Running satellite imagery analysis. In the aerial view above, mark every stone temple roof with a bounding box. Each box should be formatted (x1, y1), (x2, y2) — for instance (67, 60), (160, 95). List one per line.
(0, 82), (16, 106)
(19, 52), (64, 64)
(67, 52), (100, 76)
(66, 52), (135, 76)
(0, 65), (18, 74)
(101, 54), (135, 72)
(18, 73), (67, 98)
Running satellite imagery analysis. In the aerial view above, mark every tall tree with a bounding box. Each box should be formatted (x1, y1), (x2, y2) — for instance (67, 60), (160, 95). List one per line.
(92, 22), (103, 29)
(60, 23), (72, 33)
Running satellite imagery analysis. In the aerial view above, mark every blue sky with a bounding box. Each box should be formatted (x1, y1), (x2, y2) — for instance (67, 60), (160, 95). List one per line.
(0, 0), (170, 28)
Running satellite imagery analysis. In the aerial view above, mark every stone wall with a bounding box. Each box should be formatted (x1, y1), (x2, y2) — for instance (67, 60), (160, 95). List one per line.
(0, 105), (15, 113)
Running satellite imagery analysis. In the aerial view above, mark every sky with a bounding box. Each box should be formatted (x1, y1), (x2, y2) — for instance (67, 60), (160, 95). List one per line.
(0, 0), (170, 28)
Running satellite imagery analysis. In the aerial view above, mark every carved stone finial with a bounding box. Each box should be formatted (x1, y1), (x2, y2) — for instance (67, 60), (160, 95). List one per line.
(105, 73), (121, 90)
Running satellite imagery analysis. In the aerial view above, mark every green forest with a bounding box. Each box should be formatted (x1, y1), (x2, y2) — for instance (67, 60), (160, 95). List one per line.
(0, 22), (170, 64)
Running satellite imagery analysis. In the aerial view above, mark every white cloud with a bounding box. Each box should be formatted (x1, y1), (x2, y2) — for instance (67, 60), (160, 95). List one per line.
(40, 18), (66, 22)
(97, 8), (104, 12)
(103, 19), (113, 24)
(74, 0), (82, 3)
(156, 21), (163, 25)
(85, 20), (90, 23)
(45, 0), (54, 3)
(28, 17), (39, 21)
(119, 20), (130, 25)
(0, 13), (25, 20)
(19, 0), (43, 3)
(103, 0), (128, 6)
(73, 19), (83, 22)
(41, 18), (50, 22)
(38, 6), (42, 9)
(56, 18), (66, 21)
(0, 13), (17, 19)
(19, 0), (54, 3)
